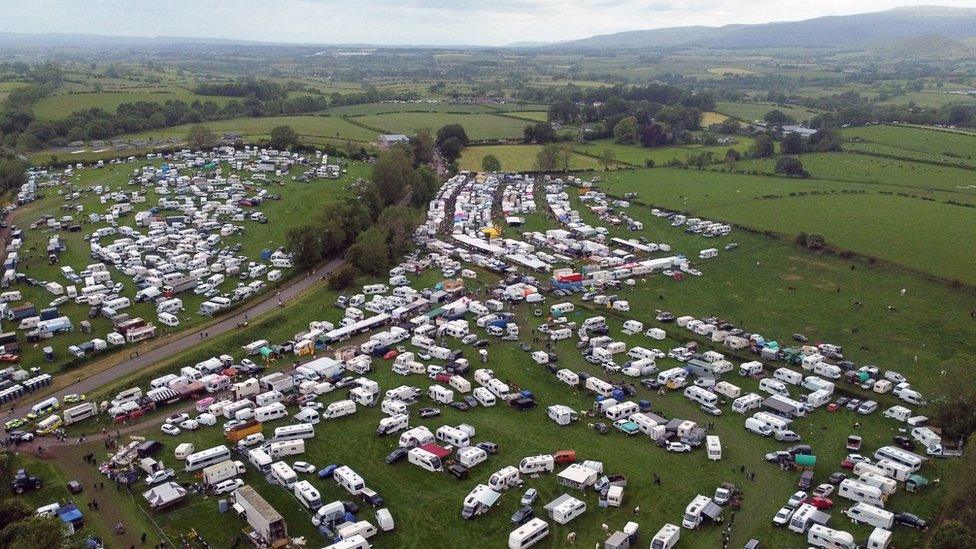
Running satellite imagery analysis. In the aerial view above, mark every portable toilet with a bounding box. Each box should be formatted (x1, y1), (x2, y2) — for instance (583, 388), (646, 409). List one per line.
(80, 320), (92, 334)
(43, 346), (54, 362)
(638, 400), (651, 412)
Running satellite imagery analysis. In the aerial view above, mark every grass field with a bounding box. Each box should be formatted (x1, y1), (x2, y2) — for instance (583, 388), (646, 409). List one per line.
(354, 112), (531, 141)
(459, 144), (607, 172)
(32, 88), (235, 120)
(707, 68), (758, 76)
(735, 152), (976, 195)
(324, 102), (495, 116)
(701, 112), (729, 126)
(573, 137), (755, 168)
(878, 91), (976, 109)
(841, 124), (976, 168)
(600, 167), (976, 284)
(47, 179), (976, 549)
(123, 115), (379, 145)
(715, 102), (821, 124)
(5, 159), (368, 372)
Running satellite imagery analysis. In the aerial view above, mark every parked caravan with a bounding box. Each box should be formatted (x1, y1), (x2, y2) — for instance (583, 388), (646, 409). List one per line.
(706, 435), (722, 461)
(436, 425), (470, 447)
(399, 426), (435, 448)
(713, 381), (741, 399)
(732, 393), (762, 414)
(557, 369), (579, 387)
(759, 378), (789, 397)
(875, 459), (913, 481)
(334, 466), (366, 495)
(684, 386), (718, 407)
(789, 504), (826, 534)
(458, 446), (487, 469)
(408, 447), (444, 472)
(774, 368), (803, 386)
(428, 385), (454, 404)
(807, 524), (856, 549)
(858, 472), (897, 496)
(546, 494), (586, 524)
(62, 402), (97, 425)
(185, 445), (232, 472)
(605, 401), (639, 421)
(293, 480), (322, 510)
(838, 479), (886, 508)
(873, 446), (923, 472)
(264, 439), (305, 460)
(752, 411), (792, 433)
(273, 423), (315, 442)
(651, 523), (680, 549)
(377, 414), (409, 436)
(547, 405), (578, 426)
(508, 518), (549, 549)
(844, 503), (894, 529)
(472, 387), (496, 407)
(247, 448), (272, 471)
(270, 461), (298, 488)
(488, 466), (521, 492)
(738, 361), (763, 377)
(254, 402), (288, 423)
(519, 455), (555, 475)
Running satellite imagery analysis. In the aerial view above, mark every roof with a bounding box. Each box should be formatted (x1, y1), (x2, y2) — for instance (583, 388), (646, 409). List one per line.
(543, 493), (579, 511)
(378, 134), (409, 142)
(420, 443), (451, 458)
(235, 485), (283, 522)
(142, 482), (187, 508)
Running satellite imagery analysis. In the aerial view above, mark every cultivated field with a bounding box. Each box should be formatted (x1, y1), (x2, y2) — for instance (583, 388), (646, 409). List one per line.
(32, 88), (235, 120)
(573, 137), (755, 168)
(458, 145), (606, 172)
(354, 112), (533, 141)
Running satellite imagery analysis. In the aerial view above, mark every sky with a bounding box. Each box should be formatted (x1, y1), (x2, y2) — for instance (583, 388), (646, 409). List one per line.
(0, 0), (973, 46)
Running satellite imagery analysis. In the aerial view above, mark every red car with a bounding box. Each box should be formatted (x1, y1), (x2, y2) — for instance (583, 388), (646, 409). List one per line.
(383, 350), (398, 360)
(802, 496), (834, 510)
(0, 354), (19, 363)
(434, 373), (452, 383)
(826, 403), (840, 412)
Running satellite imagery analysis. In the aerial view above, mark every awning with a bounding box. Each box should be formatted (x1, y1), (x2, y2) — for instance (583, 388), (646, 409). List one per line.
(702, 501), (723, 519)
(477, 488), (501, 507)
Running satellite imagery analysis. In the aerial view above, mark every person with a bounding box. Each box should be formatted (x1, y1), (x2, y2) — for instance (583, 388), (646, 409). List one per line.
(633, 505), (640, 516)
(142, 532), (147, 544)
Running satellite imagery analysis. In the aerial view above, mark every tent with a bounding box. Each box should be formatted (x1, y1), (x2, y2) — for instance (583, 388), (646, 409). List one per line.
(143, 482), (188, 509)
(795, 454), (817, 467)
(906, 475), (929, 493)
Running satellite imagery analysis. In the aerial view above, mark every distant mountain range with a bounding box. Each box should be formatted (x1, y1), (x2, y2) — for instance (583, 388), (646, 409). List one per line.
(546, 6), (976, 51)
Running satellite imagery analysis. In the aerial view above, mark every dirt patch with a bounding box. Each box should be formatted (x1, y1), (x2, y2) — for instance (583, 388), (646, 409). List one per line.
(781, 274), (803, 281)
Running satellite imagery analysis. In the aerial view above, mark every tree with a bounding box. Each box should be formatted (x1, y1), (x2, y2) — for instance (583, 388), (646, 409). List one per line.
(371, 146), (414, 205)
(409, 129), (435, 165)
(613, 116), (638, 145)
(187, 125), (216, 149)
(481, 154), (501, 173)
(284, 225), (321, 270)
(795, 232), (826, 249)
(439, 136), (464, 162)
(558, 146), (572, 172)
(410, 166), (439, 208)
(780, 132), (804, 155)
(764, 109), (795, 126)
(523, 122), (557, 144)
(269, 125), (299, 149)
(775, 156), (809, 177)
(687, 151), (714, 170)
(0, 515), (66, 549)
(536, 143), (561, 172)
(639, 123), (668, 147)
(547, 100), (580, 124)
(0, 159), (27, 192)
(347, 226), (390, 275)
(435, 123), (469, 147)
(807, 127), (842, 152)
(327, 265), (358, 290)
(718, 118), (741, 134)
(600, 149), (616, 171)
(750, 135), (775, 158)
(724, 148), (741, 170)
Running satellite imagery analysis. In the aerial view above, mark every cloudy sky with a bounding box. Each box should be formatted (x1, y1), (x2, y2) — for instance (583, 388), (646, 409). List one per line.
(1, 0), (973, 46)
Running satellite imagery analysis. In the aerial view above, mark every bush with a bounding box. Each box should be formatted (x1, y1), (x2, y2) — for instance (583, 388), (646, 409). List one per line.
(327, 265), (358, 290)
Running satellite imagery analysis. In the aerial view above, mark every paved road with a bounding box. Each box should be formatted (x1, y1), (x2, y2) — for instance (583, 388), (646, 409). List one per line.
(11, 254), (346, 418)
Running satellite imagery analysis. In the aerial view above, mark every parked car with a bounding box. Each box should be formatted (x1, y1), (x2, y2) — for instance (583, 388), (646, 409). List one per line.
(786, 491), (807, 508)
(893, 436), (916, 450)
(386, 448), (408, 464)
(165, 413), (189, 425)
(520, 488), (538, 506)
(797, 471), (815, 490)
(293, 461), (316, 474)
(773, 506), (793, 526)
(666, 442), (692, 453)
(511, 506), (534, 525)
(476, 442), (499, 454)
(419, 408), (441, 418)
(827, 472), (848, 485)
(895, 512), (929, 530)
(802, 496), (833, 510)
(160, 424), (180, 436)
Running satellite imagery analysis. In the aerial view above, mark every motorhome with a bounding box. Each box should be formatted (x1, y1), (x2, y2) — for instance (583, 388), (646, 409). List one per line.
(759, 378), (789, 397)
(651, 523), (680, 549)
(681, 495), (714, 529)
(294, 480), (322, 510)
(273, 423), (315, 441)
(376, 413), (409, 436)
(254, 402), (288, 422)
(185, 445), (232, 472)
(323, 400), (357, 419)
(773, 367), (803, 386)
(873, 446), (923, 472)
(264, 439), (305, 460)
(732, 393), (763, 414)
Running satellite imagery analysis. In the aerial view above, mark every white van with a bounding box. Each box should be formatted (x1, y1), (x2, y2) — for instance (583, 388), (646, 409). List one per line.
(744, 417), (772, 436)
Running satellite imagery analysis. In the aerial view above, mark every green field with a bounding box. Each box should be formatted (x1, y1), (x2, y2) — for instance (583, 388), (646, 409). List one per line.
(6, 159), (368, 371)
(574, 137), (756, 168)
(878, 91), (976, 109)
(459, 144), (607, 172)
(841, 124), (976, 168)
(715, 102), (821, 123)
(49, 180), (976, 549)
(324, 102), (494, 116)
(354, 112), (531, 141)
(124, 115), (379, 145)
(32, 88), (235, 120)
(600, 168), (976, 283)
(735, 152), (976, 195)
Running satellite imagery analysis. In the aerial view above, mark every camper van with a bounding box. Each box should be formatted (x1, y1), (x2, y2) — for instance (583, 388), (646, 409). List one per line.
(376, 414), (409, 436)
(651, 523), (680, 549)
(759, 378), (789, 397)
(264, 439), (305, 460)
(732, 393), (763, 414)
(334, 466), (366, 495)
(323, 400), (357, 420)
(509, 518), (549, 549)
(293, 480), (322, 510)
(744, 417), (772, 437)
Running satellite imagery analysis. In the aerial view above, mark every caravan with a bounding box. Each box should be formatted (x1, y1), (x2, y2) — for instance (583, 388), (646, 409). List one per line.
(838, 479), (886, 508)
(508, 518), (549, 549)
(807, 524), (856, 549)
(519, 455), (555, 475)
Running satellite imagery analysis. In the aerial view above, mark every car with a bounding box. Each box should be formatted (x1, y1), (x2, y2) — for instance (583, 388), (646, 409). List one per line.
(462, 395), (478, 408)
(342, 500), (360, 514)
(765, 451), (791, 463)
(450, 401), (471, 412)
(787, 445), (812, 456)
(301, 401), (324, 411)
(8, 430), (33, 443)
(802, 496), (834, 510)
(293, 461), (316, 474)
(213, 478), (244, 495)
(774, 430), (801, 442)
(448, 464), (468, 480)
(360, 487), (384, 507)
(724, 242), (738, 250)
(476, 442), (499, 454)
(699, 403), (722, 416)
(772, 506), (794, 526)
(165, 413), (190, 425)
(857, 400), (878, 415)
(641, 378), (662, 390)
(893, 435), (916, 450)
(895, 512), (928, 530)
(385, 448), (408, 464)
(826, 403), (840, 413)
(145, 468), (175, 485)
(160, 424), (180, 436)
(713, 486), (732, 505)
(812, 483), (835, 498)
(835, 396), (851, 407)
(4, 418), (26, 431)
(179, 419), (200, 431)
(797, 471), (815, 490)
(786, 491), (807, 508)
(594, 423), (610, 435)
(845, 399), (862, 411)
(841, 454), (871, 469)
(666, 442), (692, 453)
(62, 393), (86, 403)
(511, 506), (534, 525)
(240, 358), (256, 370)
(0, 353), (20, 363)
(222, 420), (244, 433)
(318, 464), (340, 479)
(418, 408), (441, 419)
(520, 488), (538, 506)
(655, 311), (675, 322)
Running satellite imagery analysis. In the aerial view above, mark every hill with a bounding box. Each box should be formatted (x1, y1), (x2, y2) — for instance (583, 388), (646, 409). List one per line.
(874, 34), (975, 57)
(550, 6), (976, 50)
